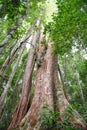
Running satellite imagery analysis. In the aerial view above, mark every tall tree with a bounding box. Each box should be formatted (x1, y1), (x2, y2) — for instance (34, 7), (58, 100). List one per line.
(8, 19), (41, 130)
(0, 0), (87, 130)
(19, 42), (86, 130)
(0, 42), (26, 114)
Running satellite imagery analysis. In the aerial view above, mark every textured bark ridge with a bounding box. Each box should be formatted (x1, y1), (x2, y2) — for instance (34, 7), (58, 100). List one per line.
(8, 35), (87, 129)
(20, 44), (56, 130)
(8, 42), (87, 130)
(19, 43), (87, 130)
(8, 19), (40, 130)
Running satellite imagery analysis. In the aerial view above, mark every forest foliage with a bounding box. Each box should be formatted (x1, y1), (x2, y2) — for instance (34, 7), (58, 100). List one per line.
(0, 0), (87, 130)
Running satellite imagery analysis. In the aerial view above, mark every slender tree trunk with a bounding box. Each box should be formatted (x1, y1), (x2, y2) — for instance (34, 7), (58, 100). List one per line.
(8, 19), (40, 130)
(0, 43), (26, 114)
(0, 0), (33, 51)
(3, 23), (33, 68)
(0, 26), (32, 86)
(0, 13), (26, 51)
(55, 63), (87, 129)
(0, 70), (22, 125)
(75, 71), (85, 106)
(58, 63), (69, 101)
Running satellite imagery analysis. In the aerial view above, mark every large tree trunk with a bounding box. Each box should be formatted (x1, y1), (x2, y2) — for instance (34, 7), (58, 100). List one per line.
(19, 43), (56, 130)
(0, 43), (26, 114)
(8, 39), (87, 130)
(8, 19), (40, 130)
(19, 43), (87, 130)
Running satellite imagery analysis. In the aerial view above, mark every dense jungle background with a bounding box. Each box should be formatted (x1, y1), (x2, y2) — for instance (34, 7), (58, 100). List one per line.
(0, 0), (87, 130)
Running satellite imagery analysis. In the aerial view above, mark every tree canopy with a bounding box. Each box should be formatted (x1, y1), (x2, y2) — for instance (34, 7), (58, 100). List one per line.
(0, 0), (87, 130)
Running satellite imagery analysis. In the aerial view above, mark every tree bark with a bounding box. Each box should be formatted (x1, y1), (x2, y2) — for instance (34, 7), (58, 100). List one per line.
(19, 43), (56, 130)
(55, 63), (87, 129)
(0, 13), (26, 51)
(0, 43), (26, 114)
(0, 26), (32, 86)
(58, 63), (69, 101)
(8, 19), (40, 130)
(8, 40), (87, 130)
(0, 70), (22, 128)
